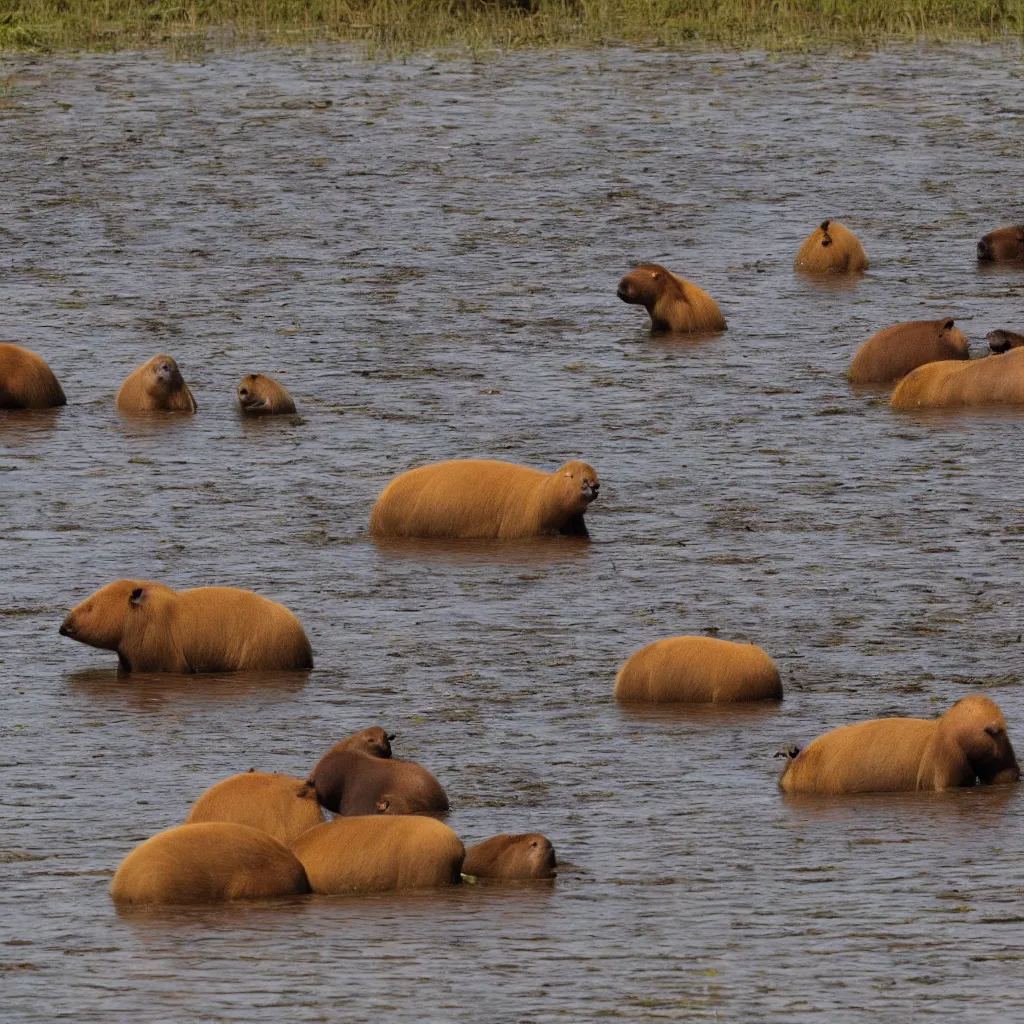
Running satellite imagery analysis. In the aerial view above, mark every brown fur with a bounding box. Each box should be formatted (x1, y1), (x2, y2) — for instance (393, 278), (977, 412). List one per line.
(185, 772), (325, 845)
(891, 346), (1024, 409)
(307, 745), (449, 816)
(109, 822), (310, 904)
(288, 815), (464, 893)
(614, 636), (782, 703)
(238, 373), (296, 415)
(463, 834), (557, 879)
(369, 459), (599, 540)
(334, 726), (394, 759)
(779, 695), (1020, 795)
(793, 220), (869, 273)
(59, 579), (313, 673)
(848, 318), (970, 385)
(116, 354), (196, 413)
(616, 264), (726, 333)
(977, 225), (1024, 262)
(987, 329), (1024, 353)
(0, 343), (66, 409)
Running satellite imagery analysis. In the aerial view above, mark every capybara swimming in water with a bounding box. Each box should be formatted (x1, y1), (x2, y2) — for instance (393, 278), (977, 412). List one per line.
(288, 816), (464, 893)
(986, 329), (1024, 353)
(369, 459), (599, 540)
(463, 834), (557, 880)
(109, 822), (310, 904)
(616, 263), (726, 333)
(237, 373), (296, 415)
(0, 343), (66, 409)
(977, 225), (1024, 262)
(307, 741), (449, 816)
(59, 579), (313, 673)
(778, 695), (1019, 795)
(185, 772), (325, 845)
(793, 220), (869, 273)
(614, 636), (782, 703)
(116, 354), (196, 413)
(848, 318), (969, 385)
(891, 346), (1024, 409)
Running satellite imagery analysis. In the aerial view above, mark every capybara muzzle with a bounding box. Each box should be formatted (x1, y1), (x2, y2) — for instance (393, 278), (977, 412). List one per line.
(583, 481), (599, 502)
(59, 618), (73, 637)
(977, 239), (993, 261)
(616, 283), (633, 303)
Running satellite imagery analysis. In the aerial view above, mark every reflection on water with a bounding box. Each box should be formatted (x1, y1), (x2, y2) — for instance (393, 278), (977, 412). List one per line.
(3, 42), (1024, 1024)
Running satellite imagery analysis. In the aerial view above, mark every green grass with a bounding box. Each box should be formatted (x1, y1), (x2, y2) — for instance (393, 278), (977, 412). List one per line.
(1, 0), (1023, 53)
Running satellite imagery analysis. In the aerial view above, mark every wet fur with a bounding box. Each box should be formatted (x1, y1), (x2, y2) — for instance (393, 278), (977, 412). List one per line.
(614, 636), (782, 703)
(891, 346), (1024, 409)
(238, 373), (296, 415)
(116, 354), (196, 413)
(0, 343), (66, 409)
(986, 329), (1024, 353)
(463, 833), (557, 879)
(794, 219), (868, 273)
(977, 225), (1024, 262)
(848, 318), (969, 385)
(60, 579), (313, 673)
(616, 263), (726, 333)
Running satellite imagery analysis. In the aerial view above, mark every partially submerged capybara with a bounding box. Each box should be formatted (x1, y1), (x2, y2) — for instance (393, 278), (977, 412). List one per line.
(614, 636), (782, 703)
(848, 318), (969, 385)
(891, 346), (1024, 409)
(288, 815), (464, 893)
(109, 822), (310, 904)
(334, 726), (395, 759)
(116, 354), (196, 413)
(616, 263), (727, 333)
(307, 742), (449, 816)
(778, 694), (1020, 795)
(987, 329), (1024, 353)
(369, 459), (600, 540)
(185, 772), (325, 845)
(463, 834), (557, 880)
(237, 373), (296, 415)
(794, 220), (869, 273)
(59, 579), (313, 673)
(0, 343), (66, 409)
(977, 225), (1024, 262)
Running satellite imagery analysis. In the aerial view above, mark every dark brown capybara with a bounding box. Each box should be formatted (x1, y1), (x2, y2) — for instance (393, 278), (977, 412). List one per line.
(848, 318), (969, 385)
(334, 726), (394, 759)
(616, 263), (726, 333)
(987, 329), (1024, 353)
(0, 343), (66, 409)
(977, 226), (1024, 262)
(463, 834), (557, 879)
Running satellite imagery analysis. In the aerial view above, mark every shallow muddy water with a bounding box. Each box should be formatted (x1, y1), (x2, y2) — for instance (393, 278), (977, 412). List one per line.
(4, 42), (1024, 1022)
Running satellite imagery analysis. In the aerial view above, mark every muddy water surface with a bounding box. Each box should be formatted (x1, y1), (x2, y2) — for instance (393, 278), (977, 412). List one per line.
(3, 44), (1024, 1022)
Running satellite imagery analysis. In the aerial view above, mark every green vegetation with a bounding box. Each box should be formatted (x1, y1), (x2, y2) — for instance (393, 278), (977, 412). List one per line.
(1, 0), (1023, 53)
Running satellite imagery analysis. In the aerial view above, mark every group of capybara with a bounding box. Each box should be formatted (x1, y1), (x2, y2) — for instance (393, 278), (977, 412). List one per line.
(7, 219), (1024, 906)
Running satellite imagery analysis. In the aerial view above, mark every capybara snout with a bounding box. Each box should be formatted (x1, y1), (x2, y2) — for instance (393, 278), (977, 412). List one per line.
(987, 329), (1024, 353)
(977, 226), (1024, 262)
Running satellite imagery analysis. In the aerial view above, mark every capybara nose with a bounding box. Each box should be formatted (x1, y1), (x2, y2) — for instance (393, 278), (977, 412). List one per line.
(977, 240), (991, 260)
(988, 331), (1010, 353)
(59, 620), (72, 636)
(616, 283), (631, 302)
(239, 388), (248, 397)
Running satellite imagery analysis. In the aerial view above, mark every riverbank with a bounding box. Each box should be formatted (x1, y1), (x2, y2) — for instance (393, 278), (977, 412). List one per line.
(2, 0), (1023, 54)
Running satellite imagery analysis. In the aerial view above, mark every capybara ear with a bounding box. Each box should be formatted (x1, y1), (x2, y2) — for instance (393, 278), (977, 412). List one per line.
(375, 797), (391, 813)
(819, 219), (831, 232)
(942, 319), (955, 331)
(129, 587), (146, 606)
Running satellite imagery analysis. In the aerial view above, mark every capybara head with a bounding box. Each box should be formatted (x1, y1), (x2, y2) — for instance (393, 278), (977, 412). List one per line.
(977, 226), (1024, 262)
(987, 329), (1024, 354)
(341, 727), (394, 759)
(616, 264), (677, 309)
(554, 460), (600, 510)
(238, 374), (269, 411)
(59, 579), (164, 650)
(942, 695), (1019, 784)
(144, 355), (186, 396)
(938, 319), (970, 359)
(464, 833), (557, 879)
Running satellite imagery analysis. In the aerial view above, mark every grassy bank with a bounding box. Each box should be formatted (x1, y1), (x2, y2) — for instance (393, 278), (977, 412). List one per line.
(2, 0), (1024, 53)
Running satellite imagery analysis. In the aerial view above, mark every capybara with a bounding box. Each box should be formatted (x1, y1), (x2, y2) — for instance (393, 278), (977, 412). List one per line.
(369, 459), (600, 540)
(288, 815), (464, 893)
(332, 726), (394, 759)
(977, 225), (1024, 262)
(793, 219), (869, 273)
(614, 636), (782, 703)
(891, 346), (1024, 409)
(59, 579), (313, 673)
(307, 744), (449, 816)
(847, 318), (969, 385)
(116, 354), (196, 413)
(987, 329), (1024, 353)
(0, 343), (66, 409)
(616, 263), (726, 333)
(237, 373), (296, 415)
(463, 834), (557, 880)
(185, 772), (325, 845)
(109, 822), (310, 904)
(778, 694), (1020, 795)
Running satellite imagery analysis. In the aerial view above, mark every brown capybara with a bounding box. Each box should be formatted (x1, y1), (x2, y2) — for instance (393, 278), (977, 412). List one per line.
(987, 329), (1024, 353)
(307, 744), (449, 816)
(59, 579), (313, 673)
(614, 636), (782, 703)
(116, 354), (196, 413)
(0, 343), (66, 409)
(184, 772), (325, 845)
(793, 220), (869, 273)
(332, 726), (394, 759)
(288, 815), (464, 893)
(463, 834), (557, 880)
(977, 225), (1024, 262)
(778, 694), (1020, 795)
(891, 346), (1024, 409)
(847, 318), (969, 385)
(369, 459), (599, 540)
(616, 263), (726, 333)
(109, 822), (310, 904)
(237, 373), (296, 415)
